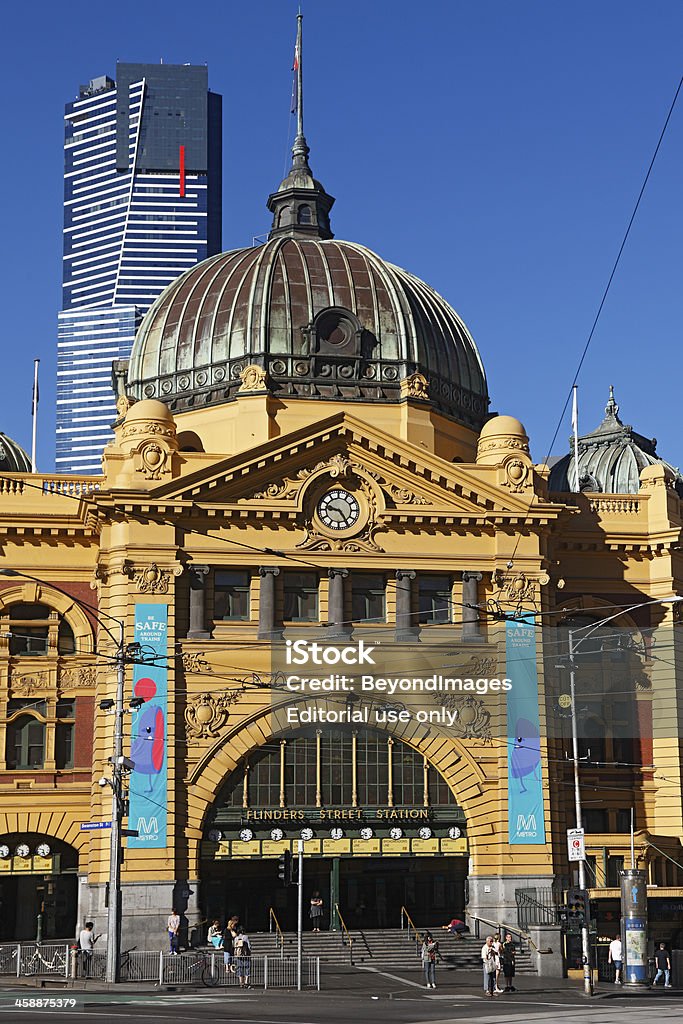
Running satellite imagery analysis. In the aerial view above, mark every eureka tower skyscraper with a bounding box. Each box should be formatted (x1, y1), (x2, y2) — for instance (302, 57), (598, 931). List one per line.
(57, 62), (222, 473)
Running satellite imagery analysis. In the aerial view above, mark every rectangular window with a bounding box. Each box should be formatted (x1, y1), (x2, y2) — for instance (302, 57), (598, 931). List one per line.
(214, 571), (250, 621)
(418, 575), (452, 624)
(56, 700), (76, 770)
(283, 573), (319, 622)
(607, 855), (625, 887)
(583, 808), (609, 833)
(615, 809), (632, 834)
(351, 574), (386, 623)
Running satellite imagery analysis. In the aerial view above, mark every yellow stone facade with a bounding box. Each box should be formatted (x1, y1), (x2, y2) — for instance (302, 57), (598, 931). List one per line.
(0, 376), (681, 956)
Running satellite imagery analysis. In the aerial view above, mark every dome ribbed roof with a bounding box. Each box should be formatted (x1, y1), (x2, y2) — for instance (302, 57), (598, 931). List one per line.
(549, 387), (683, 495)
(0, 433), (31, 473)
(127, 237), (489, 429)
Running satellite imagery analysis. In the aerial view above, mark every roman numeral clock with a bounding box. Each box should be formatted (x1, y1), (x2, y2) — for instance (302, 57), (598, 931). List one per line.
(316, 489), (361, 531)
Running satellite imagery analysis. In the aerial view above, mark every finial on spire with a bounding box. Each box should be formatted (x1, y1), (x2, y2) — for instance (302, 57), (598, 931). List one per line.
(605, 384), (619, 419)
(267, 12), (335, 241)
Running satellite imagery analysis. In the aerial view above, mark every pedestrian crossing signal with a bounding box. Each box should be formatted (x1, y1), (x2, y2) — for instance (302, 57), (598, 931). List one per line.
(278, 850), (292, 885)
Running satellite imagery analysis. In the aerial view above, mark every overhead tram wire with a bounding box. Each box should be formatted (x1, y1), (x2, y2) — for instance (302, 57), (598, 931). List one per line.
(504, 68), (683, 573)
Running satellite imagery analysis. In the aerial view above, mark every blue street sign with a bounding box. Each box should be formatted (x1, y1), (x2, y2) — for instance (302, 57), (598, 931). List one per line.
(80, 822), (112, 831)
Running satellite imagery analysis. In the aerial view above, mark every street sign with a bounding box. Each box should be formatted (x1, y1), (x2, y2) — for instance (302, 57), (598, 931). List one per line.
(122, 829), (139, 838)
(80, 822), (112, 831)
(567, 827), (585, 861)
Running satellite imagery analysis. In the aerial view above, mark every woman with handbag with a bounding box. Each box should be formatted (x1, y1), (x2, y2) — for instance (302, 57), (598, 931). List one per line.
(481, 934), (499, 997)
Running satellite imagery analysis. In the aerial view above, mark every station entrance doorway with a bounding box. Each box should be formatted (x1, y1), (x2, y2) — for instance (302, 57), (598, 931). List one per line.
(201, 727), (469, 933)
(0, 834), (78, 940)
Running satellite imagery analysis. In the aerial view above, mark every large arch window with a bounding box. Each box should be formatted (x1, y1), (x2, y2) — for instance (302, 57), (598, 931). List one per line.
(4, 603), (75, 656)
(218, 728), (458, 809)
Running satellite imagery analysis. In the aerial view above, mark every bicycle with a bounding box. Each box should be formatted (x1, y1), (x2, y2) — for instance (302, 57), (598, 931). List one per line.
(119, 946), (142, 981)
(0, 946), (18, 975)
(164, 949), (221, 987)
(23, 947), (67, 976)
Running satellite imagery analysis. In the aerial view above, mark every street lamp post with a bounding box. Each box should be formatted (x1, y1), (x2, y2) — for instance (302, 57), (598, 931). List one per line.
(0, 567), (134, 984)
(566, 595), (682, 997)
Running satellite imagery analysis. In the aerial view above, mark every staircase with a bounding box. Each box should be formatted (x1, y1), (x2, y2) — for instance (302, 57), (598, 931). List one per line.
(253, 927), (536, 974)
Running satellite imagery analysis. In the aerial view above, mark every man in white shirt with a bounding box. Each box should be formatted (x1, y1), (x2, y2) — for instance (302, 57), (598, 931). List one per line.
(608, 934), (622, 984)
(78, 921), (95, 976)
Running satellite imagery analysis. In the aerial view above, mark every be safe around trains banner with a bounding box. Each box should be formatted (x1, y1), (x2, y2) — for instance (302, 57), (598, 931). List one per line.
(128, 604), (168, 849)
(506, 618), (546, 844)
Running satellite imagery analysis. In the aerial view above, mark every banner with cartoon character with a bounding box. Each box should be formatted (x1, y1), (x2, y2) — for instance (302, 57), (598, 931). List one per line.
(506, 618), (546, 844)
(127, 604), (168, 849)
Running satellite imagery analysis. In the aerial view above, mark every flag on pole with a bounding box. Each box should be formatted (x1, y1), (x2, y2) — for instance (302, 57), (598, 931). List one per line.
(292, 38), (300, 72)
(290, 35), (300, 113)
(571, 385), (580, 492)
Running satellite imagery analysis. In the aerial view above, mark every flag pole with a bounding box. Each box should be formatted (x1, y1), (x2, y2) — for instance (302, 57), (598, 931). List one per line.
(571, 385), (580, 492)
(31, 358), (40, 473)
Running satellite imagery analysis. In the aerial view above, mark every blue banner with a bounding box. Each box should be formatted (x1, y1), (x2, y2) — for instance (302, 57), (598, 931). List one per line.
(128, 604), (168, 848)
(506, 618), (546, 844)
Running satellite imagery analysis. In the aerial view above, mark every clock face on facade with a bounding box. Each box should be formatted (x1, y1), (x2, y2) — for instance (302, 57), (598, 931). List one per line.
(418, 827), (432, 840)
(0, 845), (9, 859)
(448, 826), (461, 840)
(15, 844), (30, 858)
(270, 828), (285, 842)
(207, 829), (222, 843)
(36, 843), (51, 858)
(300, 827), (314, 841)
(316, 489), (360, 531)
(239, 828), (254, 842)
(329, 827), (344, 840)
(360, 827), (374, 840)
(389, 827), (403, 840)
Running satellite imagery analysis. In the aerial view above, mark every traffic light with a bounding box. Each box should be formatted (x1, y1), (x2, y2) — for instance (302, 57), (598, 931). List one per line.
(277, 850), (292, 886)
(566, 887), (590, 925)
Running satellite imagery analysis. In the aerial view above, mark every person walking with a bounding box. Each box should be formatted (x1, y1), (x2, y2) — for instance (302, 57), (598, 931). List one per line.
(232, 925), (252, 988)
(501, 932), (516, 992)
(309, 891), (323, 932)
(481, 934), (499, 997)
(421, 931), (439, 989)
(608, 934), (623, 984)
(78, 922), (95, 977)
(653, 943), (672, 987)
(167, 909), (180, 955)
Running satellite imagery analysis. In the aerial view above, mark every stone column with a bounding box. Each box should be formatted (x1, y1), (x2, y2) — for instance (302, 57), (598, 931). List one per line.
(395, 570), (416, 642)
(258, 567), (280, 640)
(187, 565), (210, 639)
(461, 571), (483, 641)
(327, 568), (349, 637)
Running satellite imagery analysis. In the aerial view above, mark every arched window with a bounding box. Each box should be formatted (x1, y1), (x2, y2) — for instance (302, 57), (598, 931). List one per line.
(4, 603), (75, 656)
(217, 728), (458, 809)
(297, 205), (312, 225)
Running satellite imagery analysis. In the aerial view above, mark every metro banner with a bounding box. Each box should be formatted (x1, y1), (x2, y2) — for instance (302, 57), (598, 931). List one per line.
(127, 603), (168, 849)
(506, 618), (546, 844)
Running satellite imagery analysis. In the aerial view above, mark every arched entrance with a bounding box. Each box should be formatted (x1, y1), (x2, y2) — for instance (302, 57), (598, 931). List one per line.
(0, 834), (78, 940)
(201, 727), (468, 931)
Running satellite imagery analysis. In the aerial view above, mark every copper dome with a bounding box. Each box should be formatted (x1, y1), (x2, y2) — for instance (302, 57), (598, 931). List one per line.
(127, 237), (489, 429)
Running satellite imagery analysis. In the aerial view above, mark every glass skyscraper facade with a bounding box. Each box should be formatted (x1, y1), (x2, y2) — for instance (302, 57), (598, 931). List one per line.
(57, 63), (222, 473)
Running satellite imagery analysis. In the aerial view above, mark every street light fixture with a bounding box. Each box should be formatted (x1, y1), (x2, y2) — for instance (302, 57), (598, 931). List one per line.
(565, 594), (682, 996)
(0, 566), (140, 984)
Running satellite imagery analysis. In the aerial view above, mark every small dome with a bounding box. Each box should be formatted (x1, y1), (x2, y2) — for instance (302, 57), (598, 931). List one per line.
(0, 432), (31, 473)
(549, 387), (683, 495)
(126, 238), (489, 431)
(124, 399), (175, 424)
(479, 415), (527, 439)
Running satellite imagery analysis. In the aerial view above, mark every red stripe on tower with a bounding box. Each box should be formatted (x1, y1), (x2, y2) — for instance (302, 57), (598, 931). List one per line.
(179, 145), (186, 197)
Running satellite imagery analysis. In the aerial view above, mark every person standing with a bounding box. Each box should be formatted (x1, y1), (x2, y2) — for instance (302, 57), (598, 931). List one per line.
(608, 934), (623, 985)
(309, 891), (323, 932)
(501, 932), (516, 992)
(78, 922), (95, 977)
(493, 932), (504, 993)
(421, 931), (438, 989)
(222, 919), (236, 973)
(232, 925), (252, 988)
(653, 943), (672, 987)
(167, 908), (180, 955)
(481, 935), (499, 997)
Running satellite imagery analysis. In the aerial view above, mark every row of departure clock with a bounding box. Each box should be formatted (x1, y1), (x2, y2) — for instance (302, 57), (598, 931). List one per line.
(208, 826), (462, 843)
(0, 843), (51, 859)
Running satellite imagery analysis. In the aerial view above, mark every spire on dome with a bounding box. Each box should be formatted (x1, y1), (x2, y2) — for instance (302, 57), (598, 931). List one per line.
(605, 384), (620, 420)
(267, 13), (335, 241)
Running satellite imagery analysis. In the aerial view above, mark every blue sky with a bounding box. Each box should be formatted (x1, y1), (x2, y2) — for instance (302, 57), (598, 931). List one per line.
(3, 1), (683, 472)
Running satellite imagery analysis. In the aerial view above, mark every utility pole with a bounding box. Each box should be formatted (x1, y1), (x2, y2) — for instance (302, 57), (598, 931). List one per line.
(105, 620), (126, 985)
(296, 839), (303, 991)
(568, 628), (592, 996)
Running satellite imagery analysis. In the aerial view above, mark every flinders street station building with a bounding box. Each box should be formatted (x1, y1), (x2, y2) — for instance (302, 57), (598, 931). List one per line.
(0, 78), (682, 977)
